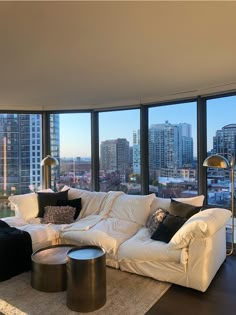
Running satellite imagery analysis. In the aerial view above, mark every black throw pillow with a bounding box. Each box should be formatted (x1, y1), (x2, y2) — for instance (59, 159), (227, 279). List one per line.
(169, 198), (202, 219)
(151, 213), (187, 243)
(56, 198), (82, 220)
(37, 190), (69, 218)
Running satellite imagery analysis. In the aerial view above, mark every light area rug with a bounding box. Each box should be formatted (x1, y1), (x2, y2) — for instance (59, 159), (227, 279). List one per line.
(0, 267), (171, 315)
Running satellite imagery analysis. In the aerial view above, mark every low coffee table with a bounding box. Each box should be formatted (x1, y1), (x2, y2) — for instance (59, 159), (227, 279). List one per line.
(31, 244), (75, 292)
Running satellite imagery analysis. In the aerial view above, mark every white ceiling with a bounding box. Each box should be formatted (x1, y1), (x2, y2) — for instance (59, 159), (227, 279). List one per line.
(1, 1), (236, 111)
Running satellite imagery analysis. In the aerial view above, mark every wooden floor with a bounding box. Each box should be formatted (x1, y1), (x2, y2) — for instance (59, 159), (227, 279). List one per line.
(146, 254), (236, 315)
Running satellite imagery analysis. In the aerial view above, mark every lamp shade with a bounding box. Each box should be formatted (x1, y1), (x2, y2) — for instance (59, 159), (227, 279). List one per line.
(41, 155), (59, 167)
(203, 154), (230, 169)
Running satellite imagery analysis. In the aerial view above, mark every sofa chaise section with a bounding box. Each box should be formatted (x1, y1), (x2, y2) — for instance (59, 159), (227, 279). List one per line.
(118, 208), (230, 292)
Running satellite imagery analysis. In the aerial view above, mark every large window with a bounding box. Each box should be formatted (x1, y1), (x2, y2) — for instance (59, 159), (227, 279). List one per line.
(148, 102), (197, 198)
(206, 95), (236, 212)
(0, 113), (43, 217)
(1, 93), (236, 220)
(99, 109), (140, 193)
(55, 113), (91, 191)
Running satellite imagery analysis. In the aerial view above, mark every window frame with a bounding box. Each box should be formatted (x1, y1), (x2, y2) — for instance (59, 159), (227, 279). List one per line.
(1, 91), (236, 203)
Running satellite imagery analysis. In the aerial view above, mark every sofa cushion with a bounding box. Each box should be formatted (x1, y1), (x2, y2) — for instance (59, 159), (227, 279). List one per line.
(16, 223), (60, 252)
(108, 193), (156, 226)
(37, 190), (69, 218)
(169, 198), (202, 219)
(42, 205), (76, 224)
(146, 208), (168, 235)
(151, 214), (187, 243)
(8, 189), (53, 222)
(169, 208), (232, 249)
(150, 195), (205, 214)
(118, 227), (183, 263)
(1, 216), (29, 227)
(61, 185), (107, 218)
(61, 216), (140, 260)
(56, 198), (82, 220)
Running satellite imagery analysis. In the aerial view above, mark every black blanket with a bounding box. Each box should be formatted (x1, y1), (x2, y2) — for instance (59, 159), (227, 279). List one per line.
(0, 219), (33, 281)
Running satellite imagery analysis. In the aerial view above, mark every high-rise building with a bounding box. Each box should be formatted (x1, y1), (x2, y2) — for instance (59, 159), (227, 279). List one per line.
(100, 138), (130, 175)
(50, 114), (60, 188)
(133, 130), (140, 174)
(213, 124), (236, 156)
(0, 114), (59, 195)
(179, 123), (193, 167)
(150, 121), (193, 169)
(134, 121), (193, 176)
(149, 121), (181, 169)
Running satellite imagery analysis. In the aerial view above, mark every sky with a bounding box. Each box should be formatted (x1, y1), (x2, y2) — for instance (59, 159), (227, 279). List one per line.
(59, 95), (236, 158)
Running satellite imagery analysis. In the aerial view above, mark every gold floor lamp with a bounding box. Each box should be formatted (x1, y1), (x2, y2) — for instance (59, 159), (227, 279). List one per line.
(41, 155), (59, 189)
(203, 153), (234, 255)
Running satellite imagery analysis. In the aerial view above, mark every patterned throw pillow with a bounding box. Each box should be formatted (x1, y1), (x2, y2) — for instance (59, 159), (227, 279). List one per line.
(146, 208), (169, 235)
(56, 198), (82, 220)
(42, 206), (76, 224)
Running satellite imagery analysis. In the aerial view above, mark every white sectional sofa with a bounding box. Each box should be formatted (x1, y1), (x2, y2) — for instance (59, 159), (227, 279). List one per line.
(3, 186), (231, 292)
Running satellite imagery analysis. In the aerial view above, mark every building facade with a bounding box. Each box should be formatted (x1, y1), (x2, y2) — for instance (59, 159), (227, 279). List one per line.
(133, 129), (140, 174)
(0, 114), (59, 195)
(100, 138), (130, 178)
(213, 124), (236, 157)
(149, 121), (193, 175)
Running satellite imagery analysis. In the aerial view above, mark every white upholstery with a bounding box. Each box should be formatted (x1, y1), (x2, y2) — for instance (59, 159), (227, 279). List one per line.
(61, 185), (107, 218)
(108, 193), (156, 225)
(8, 189), (53, 221)
(185, 226), (227, 291)
(61, 216), (140, 268)
(118, 227), (183, 263)
(170, 208), (231, 249)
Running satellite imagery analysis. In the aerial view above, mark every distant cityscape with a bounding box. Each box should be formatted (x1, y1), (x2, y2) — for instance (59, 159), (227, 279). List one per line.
(0, 114), (236, 211)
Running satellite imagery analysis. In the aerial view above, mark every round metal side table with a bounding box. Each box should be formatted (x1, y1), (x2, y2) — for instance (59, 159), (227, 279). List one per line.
(66, 245), (106, 312)
(31, 244), (75, 292)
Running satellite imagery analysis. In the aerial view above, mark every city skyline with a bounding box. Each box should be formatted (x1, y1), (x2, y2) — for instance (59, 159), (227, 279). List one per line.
(60, 95), (236, 158)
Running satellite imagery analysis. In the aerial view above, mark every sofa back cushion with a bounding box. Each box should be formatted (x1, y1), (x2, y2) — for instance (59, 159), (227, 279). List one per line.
(8, 189), (53, 222)
(61, 185), (107, 218)
(150, 195), (205, 214)
(108, 193), (156, 226)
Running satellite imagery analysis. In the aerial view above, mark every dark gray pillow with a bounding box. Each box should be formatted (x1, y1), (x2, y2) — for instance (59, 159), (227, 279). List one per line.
(169, 198), (202, 219)
(37, 190), (69, 218)
(146, 208), (169, 235)
(151, 213), (187, 243)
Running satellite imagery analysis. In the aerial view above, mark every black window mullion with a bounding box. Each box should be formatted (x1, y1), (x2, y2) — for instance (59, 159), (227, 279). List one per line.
(91, 111), (99, 191)
(197, 96), (207, 199)
(140, 105), (149, 195)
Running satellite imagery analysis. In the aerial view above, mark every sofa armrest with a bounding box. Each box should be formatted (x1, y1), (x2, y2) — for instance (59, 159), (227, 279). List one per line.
(186, 226), (227, 291)
(169, 208), (231, 249)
